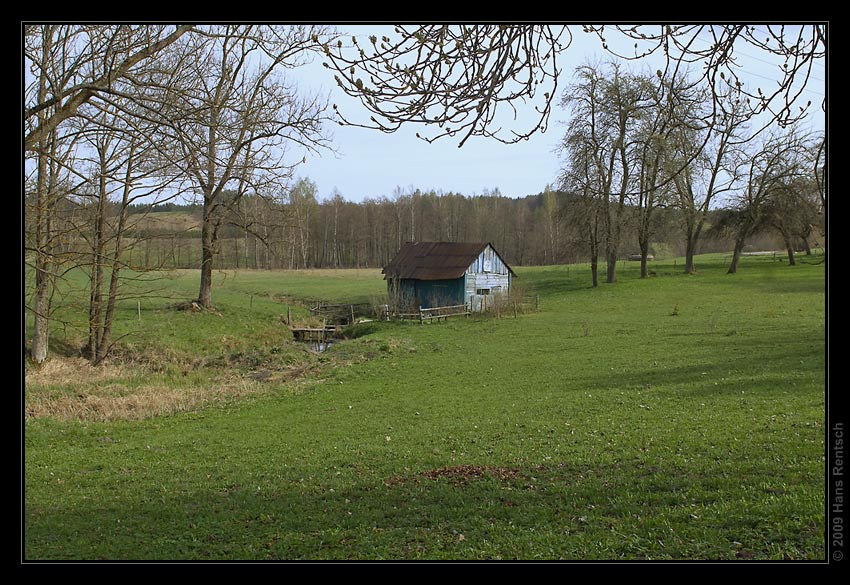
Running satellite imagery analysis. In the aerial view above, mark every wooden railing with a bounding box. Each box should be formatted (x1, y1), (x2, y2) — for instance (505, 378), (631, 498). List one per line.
(418, 304), (471, 323)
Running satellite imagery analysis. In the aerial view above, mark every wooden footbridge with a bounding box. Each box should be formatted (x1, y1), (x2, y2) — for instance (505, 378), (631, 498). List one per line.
(289, 323), (338, 343)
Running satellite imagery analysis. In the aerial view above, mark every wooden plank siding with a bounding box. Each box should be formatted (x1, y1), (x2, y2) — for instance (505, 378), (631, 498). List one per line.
(465, 245), (512, 312)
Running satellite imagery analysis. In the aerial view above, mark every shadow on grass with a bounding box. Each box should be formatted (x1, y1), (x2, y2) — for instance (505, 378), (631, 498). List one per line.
(519, 270), (596, 298)
(24, 451), (824, 561)
(574, 332), (825, 400)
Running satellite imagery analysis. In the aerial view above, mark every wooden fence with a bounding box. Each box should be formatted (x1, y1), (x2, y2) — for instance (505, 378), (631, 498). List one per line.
(418, 304), (471, 323)
(309, 301), (374, 325)
(391, 294), (540, 323)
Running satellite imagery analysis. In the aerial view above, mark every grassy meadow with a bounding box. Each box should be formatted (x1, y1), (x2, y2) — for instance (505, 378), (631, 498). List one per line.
(23, 254), (827, 560)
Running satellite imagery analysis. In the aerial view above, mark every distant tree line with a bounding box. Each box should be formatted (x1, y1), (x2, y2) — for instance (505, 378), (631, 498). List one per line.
(29, 178), (818, 276)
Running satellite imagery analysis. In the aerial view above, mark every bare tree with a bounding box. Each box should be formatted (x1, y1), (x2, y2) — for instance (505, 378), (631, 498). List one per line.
(726, 126), (810, 274)
(25, 25), (85, 364)
(70, 94), (186, 363)
(670, 91), (749, 274)
(559, 132), (603, 287)
(763, 173), (822, 265)
(628, 70), (702, 277)
(25, 25), (206, 364)
(25, 127), (76, 364)
(560, 61), (653, 283)
(24, 25), (194, 153)
(160, 25), (334, 307)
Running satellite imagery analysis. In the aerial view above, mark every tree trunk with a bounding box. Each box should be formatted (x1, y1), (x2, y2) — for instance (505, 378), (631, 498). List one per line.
(639, 236), (650, 279)
(198, 204), (215, 308)
(604, 201), (619, 284)
(31, 39), (53, 365)
(97, 239), (125, 363)
(684, 233), (697, 274)
(96, 203), (130, 364)
(32, 162), (51, 364)
(605, 249), (617, 284)
(728, 236), (746, 274)
(96, 265), (121, 364)
(87, 162), (108, 358)
(591, 257), (599, 288)
(802, 235), (812, 256)
(31, 282), (50, 364)
(87, 224), (105, 357)
(783, 234), (797, 266)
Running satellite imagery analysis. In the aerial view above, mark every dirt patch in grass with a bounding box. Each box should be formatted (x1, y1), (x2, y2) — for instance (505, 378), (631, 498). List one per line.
(385, 464), (526, 487)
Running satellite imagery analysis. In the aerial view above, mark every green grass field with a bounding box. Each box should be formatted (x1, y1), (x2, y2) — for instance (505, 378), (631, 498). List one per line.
(23, 254), (827, 560)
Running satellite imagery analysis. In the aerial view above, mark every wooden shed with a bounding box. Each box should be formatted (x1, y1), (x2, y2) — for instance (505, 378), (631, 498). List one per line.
(382, 242), (514, 313)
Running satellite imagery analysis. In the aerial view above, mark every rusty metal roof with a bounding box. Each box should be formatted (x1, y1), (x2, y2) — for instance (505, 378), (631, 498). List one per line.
(382, 242), (514, 281)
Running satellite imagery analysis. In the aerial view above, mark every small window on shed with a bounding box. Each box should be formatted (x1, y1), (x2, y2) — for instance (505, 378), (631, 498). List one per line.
(476, 288), (490, 295)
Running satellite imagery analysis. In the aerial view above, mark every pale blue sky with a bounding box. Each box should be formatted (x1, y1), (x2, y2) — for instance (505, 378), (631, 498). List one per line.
(292, 25), (826, 203)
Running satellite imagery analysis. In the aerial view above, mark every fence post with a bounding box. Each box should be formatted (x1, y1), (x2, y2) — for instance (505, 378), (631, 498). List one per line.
(419, 306), (423, 324)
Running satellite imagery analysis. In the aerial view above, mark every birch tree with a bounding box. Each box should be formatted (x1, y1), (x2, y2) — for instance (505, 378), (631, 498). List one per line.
(289, 177), (318, 268)
(541, 185), (560, 265)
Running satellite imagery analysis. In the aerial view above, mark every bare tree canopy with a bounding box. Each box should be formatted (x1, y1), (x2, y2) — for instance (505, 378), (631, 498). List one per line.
(157, 24), (336, 308)
(583, 24), (826, 128)
(323, 24), (825, 147)
(322, 25), (567, 147)
(23, 24), (195, 152)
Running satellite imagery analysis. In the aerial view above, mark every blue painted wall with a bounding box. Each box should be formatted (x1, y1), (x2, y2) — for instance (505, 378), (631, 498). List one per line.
(394, 277), (465, 310)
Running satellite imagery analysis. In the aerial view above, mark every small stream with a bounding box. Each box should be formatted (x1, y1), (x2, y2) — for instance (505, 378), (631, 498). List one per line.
(310, 340), (334, 353)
